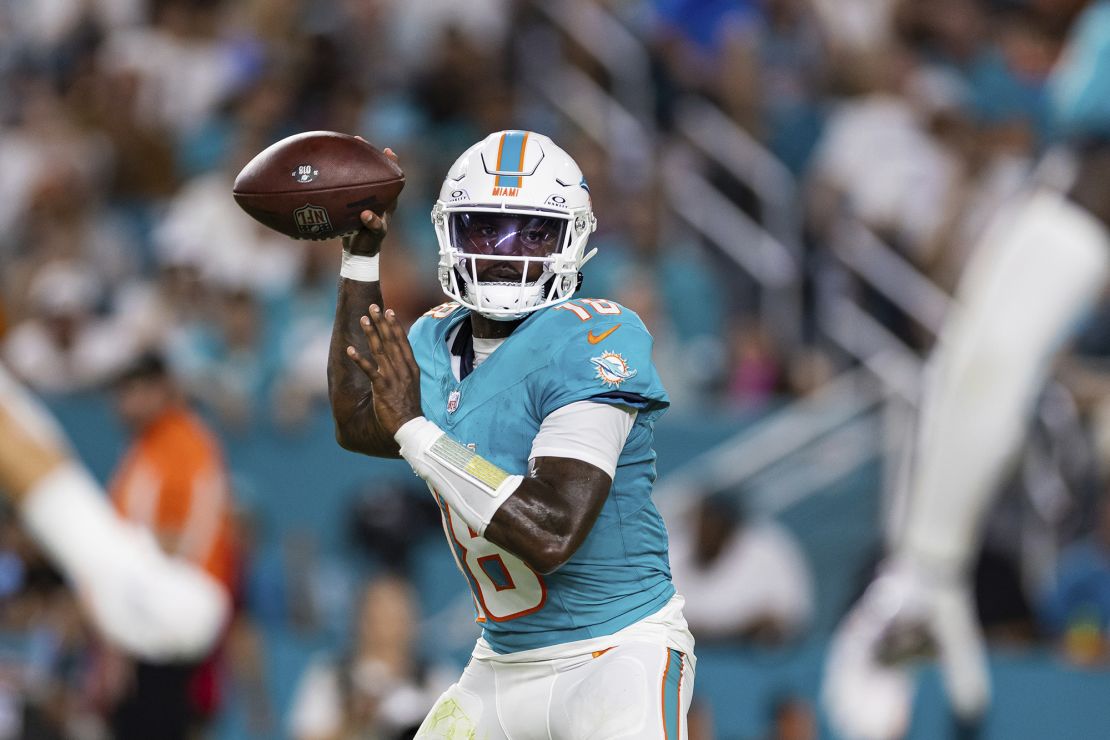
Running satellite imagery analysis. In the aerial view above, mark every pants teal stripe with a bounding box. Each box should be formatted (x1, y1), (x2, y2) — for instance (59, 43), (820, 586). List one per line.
(663, 649), (683, 739)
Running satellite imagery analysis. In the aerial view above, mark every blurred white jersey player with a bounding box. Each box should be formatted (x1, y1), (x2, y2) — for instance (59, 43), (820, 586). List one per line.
(0, 360), (229, 661)
(825, 3), (1110, 738)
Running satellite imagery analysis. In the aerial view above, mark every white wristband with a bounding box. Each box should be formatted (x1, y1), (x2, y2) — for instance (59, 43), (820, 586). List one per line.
(340, 250), (380, 282)
(395, 416), (522, 535)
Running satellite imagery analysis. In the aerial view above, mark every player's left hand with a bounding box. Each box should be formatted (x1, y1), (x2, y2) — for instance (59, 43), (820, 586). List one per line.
(822, 561), (990, 740)
(346, 305), (422, 438)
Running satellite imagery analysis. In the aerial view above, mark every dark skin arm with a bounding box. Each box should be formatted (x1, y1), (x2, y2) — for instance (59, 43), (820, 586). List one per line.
(484, 456), (612, 575)
(327, 148), (402, 458)
(348, 306), (614, 575)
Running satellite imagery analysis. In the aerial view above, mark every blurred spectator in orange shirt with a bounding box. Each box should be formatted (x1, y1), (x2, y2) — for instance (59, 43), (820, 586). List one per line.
(104, 352), (238, 740)
(110, 352), (237, 589)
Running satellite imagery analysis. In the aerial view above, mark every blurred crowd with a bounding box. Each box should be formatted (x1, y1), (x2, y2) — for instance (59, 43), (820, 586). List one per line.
(0, 0), (1086, 421)
(0, 0), (824, 424)
(4, 0), (1110, 738)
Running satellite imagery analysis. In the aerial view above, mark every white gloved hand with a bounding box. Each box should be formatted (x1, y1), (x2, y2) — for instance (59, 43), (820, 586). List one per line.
(22, 463), (230, 662)
(822, 560), (989, 740)
(75, 523), (231, 661)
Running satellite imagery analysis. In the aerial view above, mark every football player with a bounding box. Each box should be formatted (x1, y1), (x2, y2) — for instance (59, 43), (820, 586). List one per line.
(824, 3), (1110, 738)
(328, 132), (696, 738)
(0, 360), (229, 661)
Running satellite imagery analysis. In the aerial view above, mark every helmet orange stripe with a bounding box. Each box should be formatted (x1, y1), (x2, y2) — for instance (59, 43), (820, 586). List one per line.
(495, 131), (507, 171)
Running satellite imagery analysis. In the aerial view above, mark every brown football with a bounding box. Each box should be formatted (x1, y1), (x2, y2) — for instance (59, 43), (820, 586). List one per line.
(232, 131), (404, 240)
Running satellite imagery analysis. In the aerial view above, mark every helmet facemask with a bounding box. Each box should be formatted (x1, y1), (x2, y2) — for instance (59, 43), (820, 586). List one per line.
(433, 204), (594, 320)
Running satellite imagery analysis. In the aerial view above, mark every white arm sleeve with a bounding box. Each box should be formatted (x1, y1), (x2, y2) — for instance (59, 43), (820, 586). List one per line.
(394, 402), (634, 536)
(395, 418), (524, 536)
(901, 188), (1110, 571)
(21, 463), (230, 661)
(528, 400), (636, 477)
(1, 361), (229, 660)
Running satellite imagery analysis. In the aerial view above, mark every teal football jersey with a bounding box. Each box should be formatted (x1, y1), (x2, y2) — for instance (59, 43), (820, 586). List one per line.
(408, 298), (676, 653)
(1050, 1), (1110, 141)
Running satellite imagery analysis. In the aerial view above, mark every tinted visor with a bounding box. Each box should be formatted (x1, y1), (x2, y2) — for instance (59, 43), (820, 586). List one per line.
(450, 213), (566, 258)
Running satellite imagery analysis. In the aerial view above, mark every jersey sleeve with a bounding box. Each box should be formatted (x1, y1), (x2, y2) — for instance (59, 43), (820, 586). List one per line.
(528, 400), (636, 476)
(406, 315), (433, 364)
(538, 310), (669, 421)
(407, 302), (461, 366)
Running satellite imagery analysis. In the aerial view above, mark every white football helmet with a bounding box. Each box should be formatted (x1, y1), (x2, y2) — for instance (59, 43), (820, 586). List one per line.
(431, 131), (597, 320)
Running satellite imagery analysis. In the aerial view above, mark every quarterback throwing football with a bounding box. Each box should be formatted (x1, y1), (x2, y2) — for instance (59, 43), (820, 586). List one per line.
(327, 131), (695, 739)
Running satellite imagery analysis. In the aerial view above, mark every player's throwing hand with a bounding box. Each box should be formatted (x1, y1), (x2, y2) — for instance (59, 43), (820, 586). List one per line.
(346, 304), (422, 437)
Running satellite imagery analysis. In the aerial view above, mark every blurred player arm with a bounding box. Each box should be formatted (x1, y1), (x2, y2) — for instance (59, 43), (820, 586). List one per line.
(328, 202), (402, 459)
(824, 173), (1110, 740)
(0, 364), (229, 660)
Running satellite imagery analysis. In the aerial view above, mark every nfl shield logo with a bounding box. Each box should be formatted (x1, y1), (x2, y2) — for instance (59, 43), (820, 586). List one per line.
(447, 390), (461, 413)
(293, 203), (331, 235)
